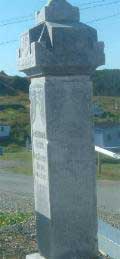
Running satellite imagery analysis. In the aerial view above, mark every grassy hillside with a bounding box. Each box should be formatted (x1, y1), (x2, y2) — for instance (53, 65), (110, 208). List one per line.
(0, 94), (30, 151)
(93, 96), (120, 125)
(0, 71), (29, 95)
(0, 71), (30, 150)
(92, 69), (120, 96)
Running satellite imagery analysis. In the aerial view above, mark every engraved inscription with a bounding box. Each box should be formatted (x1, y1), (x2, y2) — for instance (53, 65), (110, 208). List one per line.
(30, 86), (45, 124)
(33, 148), (48, 186)
(33, 131), (46, 139)
(30, 83), (48, 187)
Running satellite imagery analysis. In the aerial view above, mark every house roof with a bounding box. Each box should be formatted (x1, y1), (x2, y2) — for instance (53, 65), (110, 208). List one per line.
(0, 123), (10, 127)
(95, 123), (120, 130)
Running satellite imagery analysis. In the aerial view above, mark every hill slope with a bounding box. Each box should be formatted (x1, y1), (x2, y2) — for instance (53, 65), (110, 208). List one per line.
(0, 71), (30, 95)
(92, 69), (120, 96)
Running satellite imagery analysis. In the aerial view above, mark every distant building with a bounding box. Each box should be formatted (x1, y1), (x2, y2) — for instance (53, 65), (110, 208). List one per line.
(94, 124), (120, 150)
(92, 103), (104, 117)
(0, 124), (11, 139)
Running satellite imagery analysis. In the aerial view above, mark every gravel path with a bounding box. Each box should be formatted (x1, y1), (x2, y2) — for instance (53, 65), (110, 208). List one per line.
(0, 172), (33, 194)
(97, 180), (120, 214)
(0, 172), (120, 215)
(97, 180), (120, 230)
(0, 160), (27, 169)
(0, 172), (119, 258)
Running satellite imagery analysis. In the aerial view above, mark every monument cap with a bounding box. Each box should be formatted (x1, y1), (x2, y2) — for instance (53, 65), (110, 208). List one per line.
(36, 0), (80, 24)
(18, 0), (105, 77)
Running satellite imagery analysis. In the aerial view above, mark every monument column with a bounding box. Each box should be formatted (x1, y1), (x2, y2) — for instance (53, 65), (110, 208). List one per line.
(18, 0), (105, 258)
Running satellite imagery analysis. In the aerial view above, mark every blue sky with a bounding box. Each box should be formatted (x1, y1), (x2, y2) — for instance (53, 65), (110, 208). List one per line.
(0, 0), (120, 75)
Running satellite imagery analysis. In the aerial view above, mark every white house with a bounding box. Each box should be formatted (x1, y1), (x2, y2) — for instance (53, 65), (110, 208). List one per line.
(94, 124), (120, 150)
(0, 124), (11, 139)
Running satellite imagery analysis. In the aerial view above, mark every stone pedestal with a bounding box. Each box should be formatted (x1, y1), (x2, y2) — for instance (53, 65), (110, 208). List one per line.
(26, 254), (105, 259)
(26, 254), (42, 259)
(29, 76), (98, 259)
(18, 0), (105, 258)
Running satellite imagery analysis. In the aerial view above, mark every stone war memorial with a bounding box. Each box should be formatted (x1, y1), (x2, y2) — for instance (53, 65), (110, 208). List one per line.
(18, 0), (105, 258)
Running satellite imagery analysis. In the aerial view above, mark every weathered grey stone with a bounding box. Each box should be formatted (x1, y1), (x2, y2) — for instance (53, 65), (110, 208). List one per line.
(26, 254), (43, 259)
(35, 0), (80, 24)
(26, 254), (105, 259)
(18, 0), (105, 258)
(18, 0), (105, 76)
(29, 76), (98, 259)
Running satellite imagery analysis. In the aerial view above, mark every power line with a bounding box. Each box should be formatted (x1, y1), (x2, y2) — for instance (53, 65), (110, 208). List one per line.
(0, 0), (119, 28)
(0, 17), (34, 27)
(0, 2), (120, 46)
(0, 0), (46, 25)
(0, 14), (34, 24)
(0, 40), (18, 46)
(86, 11), (120, 23)
(75, 0), (112, 7)
(0, 0), (116, 25)
(0, 11), (120, 46)
(81, 0), (120, 10)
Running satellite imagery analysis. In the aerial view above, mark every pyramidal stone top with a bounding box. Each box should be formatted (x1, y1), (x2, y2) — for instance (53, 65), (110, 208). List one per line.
(36, 0), (80, 24)
(18, 0), (105, 76)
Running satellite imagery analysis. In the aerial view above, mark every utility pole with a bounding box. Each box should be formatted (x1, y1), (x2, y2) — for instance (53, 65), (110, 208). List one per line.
(98, 152), (102, 175)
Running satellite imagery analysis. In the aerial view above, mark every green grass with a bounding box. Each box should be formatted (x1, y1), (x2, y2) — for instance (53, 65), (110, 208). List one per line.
(97, 163), (120, 180)
(0, 150), (33, 176)
(96, 154), (120, 180)
(0, 212), (32, 227)
(3, 165), (33, 176)
(1, 166), (33, 176)
(0, 150), (32, 161)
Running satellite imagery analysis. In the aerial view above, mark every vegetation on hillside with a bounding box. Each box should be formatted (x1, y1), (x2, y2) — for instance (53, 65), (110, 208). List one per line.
(93, 96), (120, 125)
(0, 94), (30, 150)
(0, 71), (29, 95)
(0, 71), (30, 149)
(92, 69), (120, 96)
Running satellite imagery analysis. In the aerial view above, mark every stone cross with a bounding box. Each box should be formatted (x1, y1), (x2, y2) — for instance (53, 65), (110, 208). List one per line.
(18, 0), (105, 258)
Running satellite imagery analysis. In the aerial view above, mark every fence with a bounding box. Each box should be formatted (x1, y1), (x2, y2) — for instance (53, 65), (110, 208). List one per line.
(96, 146), (120, 259)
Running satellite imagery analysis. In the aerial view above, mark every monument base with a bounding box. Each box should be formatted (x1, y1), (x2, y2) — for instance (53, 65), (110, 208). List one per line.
(26, 253), (106, 259)
(26, 254), (44, 259)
